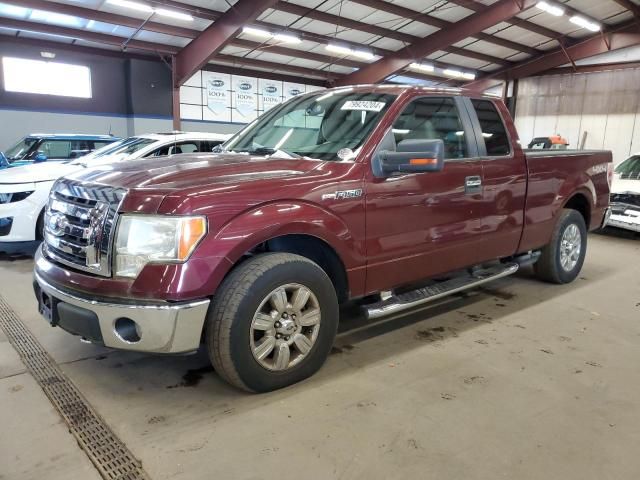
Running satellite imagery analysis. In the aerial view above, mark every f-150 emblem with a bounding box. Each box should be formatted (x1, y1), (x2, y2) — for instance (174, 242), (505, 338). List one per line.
(322, 189), (363, 200)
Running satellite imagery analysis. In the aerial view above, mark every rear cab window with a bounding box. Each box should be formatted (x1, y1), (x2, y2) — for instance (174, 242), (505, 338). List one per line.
(471, 99), (511, 156)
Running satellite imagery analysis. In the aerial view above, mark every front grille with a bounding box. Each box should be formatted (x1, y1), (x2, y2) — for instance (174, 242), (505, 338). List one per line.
(610, 192), (640, 211)
(43, 180), (126, 277)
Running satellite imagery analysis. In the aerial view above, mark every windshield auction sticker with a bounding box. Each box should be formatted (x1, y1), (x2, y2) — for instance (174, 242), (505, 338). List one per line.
(341, 101), (386, 112)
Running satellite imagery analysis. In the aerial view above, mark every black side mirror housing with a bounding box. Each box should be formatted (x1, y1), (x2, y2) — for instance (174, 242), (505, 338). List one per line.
(378, 139), (445, 175)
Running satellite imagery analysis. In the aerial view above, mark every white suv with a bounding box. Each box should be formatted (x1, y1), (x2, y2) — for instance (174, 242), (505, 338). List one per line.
(606, 153), (640, 232)
(0, 132), (230, 254)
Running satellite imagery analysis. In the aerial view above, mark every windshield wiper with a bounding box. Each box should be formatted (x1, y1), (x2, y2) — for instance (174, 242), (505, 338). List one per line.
(235, 147), (301, 158)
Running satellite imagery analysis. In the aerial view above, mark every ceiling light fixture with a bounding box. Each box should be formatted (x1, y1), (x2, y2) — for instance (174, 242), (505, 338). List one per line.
(569, 15), (601, 32)
(536, 1), (565, 17)
(326, 44), (375, 61)
(242, 27), (300, 43)
(242, 26), (273, 38)
(273, 33), (301, 44)
(326, 44), (352, 55)
(409, 62), (435, 73)
(107, 0), (153, 13)
(155, 8), (194, 21)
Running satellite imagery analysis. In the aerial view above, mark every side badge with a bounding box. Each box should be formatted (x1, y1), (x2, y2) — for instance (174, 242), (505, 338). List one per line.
(322, 189), (363, 201)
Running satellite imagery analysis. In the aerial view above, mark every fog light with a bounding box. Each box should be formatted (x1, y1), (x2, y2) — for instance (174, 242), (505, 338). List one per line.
(114, 317), (141, 343)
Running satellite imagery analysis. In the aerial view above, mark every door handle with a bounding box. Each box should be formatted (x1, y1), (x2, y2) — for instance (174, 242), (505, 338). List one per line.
(465, 176), (482, 194)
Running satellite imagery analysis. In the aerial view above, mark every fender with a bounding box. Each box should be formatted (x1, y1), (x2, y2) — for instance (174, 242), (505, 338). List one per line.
(193, 200), (367, 296)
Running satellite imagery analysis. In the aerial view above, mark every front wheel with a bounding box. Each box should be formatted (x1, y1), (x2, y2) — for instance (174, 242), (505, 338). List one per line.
(534, 209), (587, 284)
(206, 253), (339, 392)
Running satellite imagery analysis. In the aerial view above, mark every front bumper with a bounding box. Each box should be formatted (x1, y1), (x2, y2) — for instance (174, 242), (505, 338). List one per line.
(33, 271), (210, 353)
(606, 203), (640, 233)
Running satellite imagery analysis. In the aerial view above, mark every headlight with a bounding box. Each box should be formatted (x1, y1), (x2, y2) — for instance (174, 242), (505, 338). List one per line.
(114, 215), (207, 278)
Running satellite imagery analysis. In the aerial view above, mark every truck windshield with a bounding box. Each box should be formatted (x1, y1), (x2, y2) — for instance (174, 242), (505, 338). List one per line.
(223, 90), (397, 161)
(615, 156), (640, 179)
(4, 137), (37, 161)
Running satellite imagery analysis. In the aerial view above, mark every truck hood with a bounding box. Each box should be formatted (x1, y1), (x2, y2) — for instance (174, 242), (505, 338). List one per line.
(611, 176), (640, 195)
(65, 153), (322, 193)
(0, 161), (79, 184)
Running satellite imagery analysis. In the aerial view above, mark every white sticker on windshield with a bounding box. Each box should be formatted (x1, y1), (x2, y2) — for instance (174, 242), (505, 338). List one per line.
(341, 100), (386, 112)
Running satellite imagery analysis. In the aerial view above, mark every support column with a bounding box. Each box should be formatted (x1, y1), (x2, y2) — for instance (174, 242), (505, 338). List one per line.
(172, 56), (181, 131)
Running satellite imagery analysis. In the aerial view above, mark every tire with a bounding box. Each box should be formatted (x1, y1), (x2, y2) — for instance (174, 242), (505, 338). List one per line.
(36, 210), (45, 241)
(534, 209), (587, 284)
(206, 253), (339, 392)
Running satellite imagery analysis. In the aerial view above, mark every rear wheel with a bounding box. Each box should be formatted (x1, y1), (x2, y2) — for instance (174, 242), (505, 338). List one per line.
(534, 209), (587, 284)
(206, 253), (339, 392)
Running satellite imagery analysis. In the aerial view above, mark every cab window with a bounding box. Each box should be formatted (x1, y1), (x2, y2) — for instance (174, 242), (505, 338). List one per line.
(147, 141), (202, 157)
(392, 97), (468, 159)
(471, 99), (511, 156)
(38, 140), (72, 159)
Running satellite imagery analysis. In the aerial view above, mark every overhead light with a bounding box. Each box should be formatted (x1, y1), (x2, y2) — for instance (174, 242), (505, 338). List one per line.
(443, 69), (463, 78)
(155, 8), (193, 21)
(409, 62), (435, 73)
(352, 49), (375, 60)
(242, 27), (300, 43)
(392, 129), (410, 134)
(242, 26), (272, 38)
(441, 69), (476, 80)
(273, 33), (301, 44)
(326, 44), (352, 55)
(40, 51), (56, 59)
(536, 1), (565, 17)
(326, 44), (376, 61)
(107, 0), (154, 13)
(570, 15), (601, 32)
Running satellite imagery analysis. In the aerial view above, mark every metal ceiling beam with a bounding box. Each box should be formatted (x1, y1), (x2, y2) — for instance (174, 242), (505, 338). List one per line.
(0, 17), (178, 54)
(336, 0), (537, 86)
(445, 0), (562, 39)
(275, 0), (539, 57)
(537, 60), (640, 76)
(611, 0), (640, 19)
(174, 0), (279, 86)
(464, 21), (640, 91)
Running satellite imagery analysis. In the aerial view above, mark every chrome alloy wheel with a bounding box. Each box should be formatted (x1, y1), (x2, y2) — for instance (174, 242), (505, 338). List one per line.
(560, 223), (582, 272)
(250, 283), (322, 371)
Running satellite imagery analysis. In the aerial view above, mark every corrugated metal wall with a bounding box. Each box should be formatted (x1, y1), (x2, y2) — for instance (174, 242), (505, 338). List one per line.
(514, 68), (640, 165)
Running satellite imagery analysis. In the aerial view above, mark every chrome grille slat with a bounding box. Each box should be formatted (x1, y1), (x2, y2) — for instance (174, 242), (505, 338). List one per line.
(43, 180), (126, 277)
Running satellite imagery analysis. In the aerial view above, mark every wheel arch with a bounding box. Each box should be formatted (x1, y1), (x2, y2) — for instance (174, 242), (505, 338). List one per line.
(562, 191), (592, 229)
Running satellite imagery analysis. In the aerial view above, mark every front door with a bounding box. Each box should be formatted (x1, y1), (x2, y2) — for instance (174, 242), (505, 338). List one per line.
(364, 96), (487, 294)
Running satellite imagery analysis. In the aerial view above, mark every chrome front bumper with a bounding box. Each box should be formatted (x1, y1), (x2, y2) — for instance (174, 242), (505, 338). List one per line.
(34, 271), (210, 353)
(605, 205), (640, 232)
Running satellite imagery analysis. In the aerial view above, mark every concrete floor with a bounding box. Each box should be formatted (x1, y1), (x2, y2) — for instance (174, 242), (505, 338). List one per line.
(1, 230), (639, 480)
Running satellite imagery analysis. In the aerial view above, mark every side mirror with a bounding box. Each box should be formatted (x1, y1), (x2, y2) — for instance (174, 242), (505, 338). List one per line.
(34, 152), (48, 163)
(379, 139), (444, 175)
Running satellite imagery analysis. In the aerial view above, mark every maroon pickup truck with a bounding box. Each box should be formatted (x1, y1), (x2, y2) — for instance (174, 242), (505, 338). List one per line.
(33, 85), (612, 392)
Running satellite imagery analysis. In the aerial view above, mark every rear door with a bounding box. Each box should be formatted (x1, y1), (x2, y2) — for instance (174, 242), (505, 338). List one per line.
(364, 95), (487, 293)
(464, 97), (527, 258)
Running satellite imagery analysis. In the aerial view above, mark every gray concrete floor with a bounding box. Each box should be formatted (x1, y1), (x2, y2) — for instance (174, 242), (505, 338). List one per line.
(1, 231), (639, 480)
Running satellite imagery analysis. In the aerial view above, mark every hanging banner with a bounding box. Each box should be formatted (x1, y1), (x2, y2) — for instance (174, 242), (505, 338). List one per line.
(283, 82), (305, 102)
(259, 79), (283, 113)
(202, 71), (230, 122)
(232, 75), (258, 123)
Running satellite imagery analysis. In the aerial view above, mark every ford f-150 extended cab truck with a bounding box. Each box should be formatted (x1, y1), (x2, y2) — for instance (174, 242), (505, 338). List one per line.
(33, 85), (612, 392)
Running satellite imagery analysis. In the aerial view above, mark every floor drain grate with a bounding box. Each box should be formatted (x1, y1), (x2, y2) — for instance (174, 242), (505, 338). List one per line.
(0, 294), (150, 480)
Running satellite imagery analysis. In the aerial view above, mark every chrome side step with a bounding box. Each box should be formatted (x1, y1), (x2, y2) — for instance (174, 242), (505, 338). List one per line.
(364, 263), (519, 320)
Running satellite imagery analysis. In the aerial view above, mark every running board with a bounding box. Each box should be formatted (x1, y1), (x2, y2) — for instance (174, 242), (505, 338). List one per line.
(364, 263), (519, 320)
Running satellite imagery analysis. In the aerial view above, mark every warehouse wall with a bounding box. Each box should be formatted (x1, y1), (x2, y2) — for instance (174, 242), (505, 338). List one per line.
(0, 42), (243, 149)
(514, 67), (640, 165)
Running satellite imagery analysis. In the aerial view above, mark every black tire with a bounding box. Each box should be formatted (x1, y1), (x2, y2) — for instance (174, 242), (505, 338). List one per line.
(206, 253), (339, 392)
(534, 209), (587, 284)
(36, 210), (45, 241)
